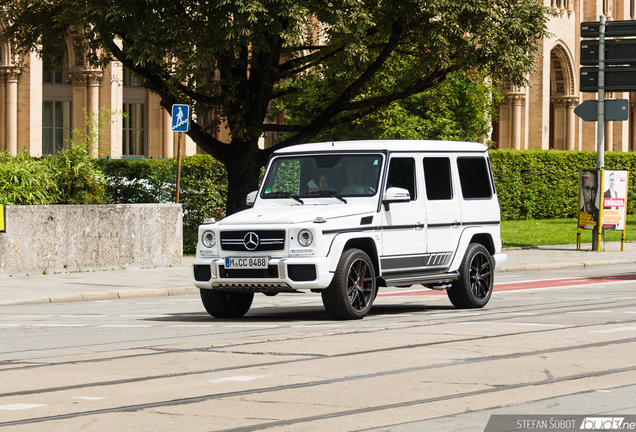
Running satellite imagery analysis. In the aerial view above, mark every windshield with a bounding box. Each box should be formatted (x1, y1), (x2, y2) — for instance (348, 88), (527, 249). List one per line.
(261, 154), (384, 199)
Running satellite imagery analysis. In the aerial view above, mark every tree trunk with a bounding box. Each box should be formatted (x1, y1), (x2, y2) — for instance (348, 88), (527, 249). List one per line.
(224, 143), (269, 216)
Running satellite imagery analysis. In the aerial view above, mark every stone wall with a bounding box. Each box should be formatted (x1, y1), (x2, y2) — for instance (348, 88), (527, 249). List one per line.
(0, 204), (182, 276)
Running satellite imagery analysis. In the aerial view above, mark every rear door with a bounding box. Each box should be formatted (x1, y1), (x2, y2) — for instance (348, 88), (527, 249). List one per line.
(422, 154), (462, 267)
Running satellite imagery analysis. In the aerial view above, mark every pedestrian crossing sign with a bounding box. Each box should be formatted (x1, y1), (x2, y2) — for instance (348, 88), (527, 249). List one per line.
(171, 104), (190, 132)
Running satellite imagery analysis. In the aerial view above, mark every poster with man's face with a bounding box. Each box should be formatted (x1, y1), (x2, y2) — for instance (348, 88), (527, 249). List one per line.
(579, 169), (600, 229)
(601, 170), (628, 231)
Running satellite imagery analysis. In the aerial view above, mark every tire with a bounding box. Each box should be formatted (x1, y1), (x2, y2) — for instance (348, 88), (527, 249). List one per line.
(200, 289), (254, 318)
(322, 249), (376, 320)
(447, 243), (493, 309)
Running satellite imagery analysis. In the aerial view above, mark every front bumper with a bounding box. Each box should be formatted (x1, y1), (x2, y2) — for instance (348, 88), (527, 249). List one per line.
(493, 253), (507, 271)
(192, 256), (334, 293)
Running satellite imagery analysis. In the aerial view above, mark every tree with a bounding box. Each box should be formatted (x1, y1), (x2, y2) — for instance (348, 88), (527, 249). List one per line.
(0, 0), (555, 215)
(278, 71), (502, 143)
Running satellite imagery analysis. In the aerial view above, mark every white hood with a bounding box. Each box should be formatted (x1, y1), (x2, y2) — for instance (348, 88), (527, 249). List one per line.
(219, 203), (377, 226)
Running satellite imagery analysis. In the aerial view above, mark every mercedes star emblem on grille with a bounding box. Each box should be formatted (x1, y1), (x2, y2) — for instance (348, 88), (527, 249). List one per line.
(243, 232), (260, 250)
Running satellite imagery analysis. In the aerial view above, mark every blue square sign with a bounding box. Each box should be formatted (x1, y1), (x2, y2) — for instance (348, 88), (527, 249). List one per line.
(171, 104), (190, 132)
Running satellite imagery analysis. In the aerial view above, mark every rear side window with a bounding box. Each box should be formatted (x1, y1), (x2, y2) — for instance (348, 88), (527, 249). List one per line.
(457, 157), (492, 199)
(423, 157), (452, 200)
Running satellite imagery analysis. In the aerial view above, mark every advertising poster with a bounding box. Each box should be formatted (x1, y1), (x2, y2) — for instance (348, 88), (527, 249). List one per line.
(601, 170), (628, 230)
(578, 169), (601, 229)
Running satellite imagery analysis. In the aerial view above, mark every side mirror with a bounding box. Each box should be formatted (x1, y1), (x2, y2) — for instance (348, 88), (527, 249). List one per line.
(246, 191), (258, 207)
(382, 187), (410, 211)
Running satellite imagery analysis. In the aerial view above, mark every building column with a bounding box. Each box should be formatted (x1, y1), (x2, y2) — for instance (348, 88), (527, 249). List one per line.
(87, 72), (103, 158)
(565, 97), (578, 151)
(511, 95), (524, 150)
(69, 70), (103, 157)
(1, 68), (21, 156)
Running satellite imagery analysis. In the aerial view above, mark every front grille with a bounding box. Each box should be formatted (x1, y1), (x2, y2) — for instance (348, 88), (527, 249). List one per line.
(220, 230), (285, 252)
(220, 265), (279, 279)
(193, 264), (212, 282)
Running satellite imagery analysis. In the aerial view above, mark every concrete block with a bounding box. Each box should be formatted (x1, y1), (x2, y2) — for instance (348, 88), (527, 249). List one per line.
(0, 204), (182, 276)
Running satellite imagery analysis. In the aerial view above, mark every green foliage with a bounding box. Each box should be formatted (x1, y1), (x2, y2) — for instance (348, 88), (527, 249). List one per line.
(0, 151), (58, 205)
(97, 156), (228, 254)
(490, 150), (636, 221)
(47, 145), (110, 204)
(288, 72), (501, 143)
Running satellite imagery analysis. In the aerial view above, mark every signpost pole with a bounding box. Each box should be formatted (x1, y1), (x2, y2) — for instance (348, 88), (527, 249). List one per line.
(597, 14), (606, 170)
(593, 15), (606, 252)
(176, 132), (182, 204)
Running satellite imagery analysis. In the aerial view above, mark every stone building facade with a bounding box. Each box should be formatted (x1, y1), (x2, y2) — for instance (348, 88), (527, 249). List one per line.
(493, 0), (636, 151)
(0, 29), (213, 158)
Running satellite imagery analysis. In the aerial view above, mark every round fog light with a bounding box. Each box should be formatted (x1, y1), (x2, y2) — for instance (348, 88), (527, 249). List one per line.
(298, 229), (313, 247)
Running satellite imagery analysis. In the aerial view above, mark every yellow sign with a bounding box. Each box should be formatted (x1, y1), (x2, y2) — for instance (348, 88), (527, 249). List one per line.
(0, 205), (4, 232)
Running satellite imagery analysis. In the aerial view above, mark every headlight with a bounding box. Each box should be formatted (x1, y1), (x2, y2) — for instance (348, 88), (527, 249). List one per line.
(202, 230), (216, 248)
(297, 229), (313, 247)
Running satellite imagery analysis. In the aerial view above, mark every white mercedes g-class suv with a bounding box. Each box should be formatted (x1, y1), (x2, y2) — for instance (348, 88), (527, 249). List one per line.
(193, 140), (507, 320)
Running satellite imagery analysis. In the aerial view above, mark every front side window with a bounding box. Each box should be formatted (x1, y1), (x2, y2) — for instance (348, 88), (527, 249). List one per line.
(42, 101), (71, 156)
(122, 102), (145, 157)
(386, 157), (416, 200)
(262, 154), (383, 198)
(457, 157), (493, 199)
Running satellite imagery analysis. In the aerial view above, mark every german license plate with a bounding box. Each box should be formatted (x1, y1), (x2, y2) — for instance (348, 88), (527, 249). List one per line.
(225, 257), (268, 269)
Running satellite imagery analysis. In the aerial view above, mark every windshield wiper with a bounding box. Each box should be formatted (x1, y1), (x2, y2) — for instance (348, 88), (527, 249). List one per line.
(312, 191), (347, 204)
(267, 192), (304, 204)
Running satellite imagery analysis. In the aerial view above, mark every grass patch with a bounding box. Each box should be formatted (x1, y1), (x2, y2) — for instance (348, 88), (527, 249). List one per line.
(501, 215), (636, 248)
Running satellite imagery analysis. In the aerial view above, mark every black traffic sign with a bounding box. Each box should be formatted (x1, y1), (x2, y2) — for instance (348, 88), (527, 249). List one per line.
(581, 20), (636, 37)
(574, 99), (629, 122)
(581, 39), (636, 65)
(580, 66), (636, 92)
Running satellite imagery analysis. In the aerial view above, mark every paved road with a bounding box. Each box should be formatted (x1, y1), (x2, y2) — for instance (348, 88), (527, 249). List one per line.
(1, 263), (635, 431)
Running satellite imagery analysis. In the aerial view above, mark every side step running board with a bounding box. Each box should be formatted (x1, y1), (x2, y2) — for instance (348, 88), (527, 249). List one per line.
(382, 271), (460, 288)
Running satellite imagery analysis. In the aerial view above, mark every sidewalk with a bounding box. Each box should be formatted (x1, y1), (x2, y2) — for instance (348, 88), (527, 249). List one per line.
(1, 243), (635, 307)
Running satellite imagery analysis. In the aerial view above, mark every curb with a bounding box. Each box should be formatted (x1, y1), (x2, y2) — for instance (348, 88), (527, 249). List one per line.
(1, 286), (199, 307)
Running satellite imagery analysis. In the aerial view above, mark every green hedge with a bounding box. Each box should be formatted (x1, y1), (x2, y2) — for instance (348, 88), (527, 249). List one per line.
(490, 150), (636, 220)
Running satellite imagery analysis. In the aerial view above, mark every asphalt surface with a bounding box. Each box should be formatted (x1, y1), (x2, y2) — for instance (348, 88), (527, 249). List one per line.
(1, 242), (635, 307)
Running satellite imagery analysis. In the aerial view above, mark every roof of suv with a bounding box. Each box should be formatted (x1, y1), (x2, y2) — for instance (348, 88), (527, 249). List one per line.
(273, 140), (489, 155)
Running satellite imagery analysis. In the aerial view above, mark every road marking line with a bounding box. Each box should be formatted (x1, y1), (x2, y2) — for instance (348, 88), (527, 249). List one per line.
(292, 324), (344, 328)
(71, 397), (105, 401)
(32, 324), (87, 327)
(205, 376), (265, 383)
(515, 323), (567, 327)
(0, 324), (21, 327)
(566, 311), (612, 314)
(99, 325), (154, 328)
(167, 325), (215, 328)
(590, 326), (636, 333)
(0, 404), (46, 411)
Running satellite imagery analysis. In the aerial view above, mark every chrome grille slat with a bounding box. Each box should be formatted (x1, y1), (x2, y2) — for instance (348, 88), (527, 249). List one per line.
(220, 230), (285, 252)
